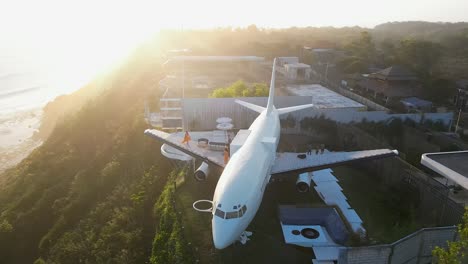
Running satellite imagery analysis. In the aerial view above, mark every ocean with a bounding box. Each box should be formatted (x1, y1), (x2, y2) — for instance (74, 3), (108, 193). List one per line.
(0, 51), (97, 172)
(0, 54), (86, 115)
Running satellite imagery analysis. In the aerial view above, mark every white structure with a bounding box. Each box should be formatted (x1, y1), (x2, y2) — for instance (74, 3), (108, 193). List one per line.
(421, 151), (468, 189)
(287, 84), (366, 110)
(284, 63), (312, 80)
(277, 57), (299, 67)
(145, 59), (396, 249)
(312, 169), (365, 234)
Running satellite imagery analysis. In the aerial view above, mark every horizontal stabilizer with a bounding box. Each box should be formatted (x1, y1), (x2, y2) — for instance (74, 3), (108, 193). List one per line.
(277, 104), (315, 115)
(235, 99), (265, 113)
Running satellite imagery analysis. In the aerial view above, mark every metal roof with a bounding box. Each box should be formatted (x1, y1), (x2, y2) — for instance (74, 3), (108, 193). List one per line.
(400, 97), (432, 108)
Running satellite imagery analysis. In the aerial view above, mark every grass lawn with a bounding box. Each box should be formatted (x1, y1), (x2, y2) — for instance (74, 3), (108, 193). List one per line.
(333, 165), (421, 244)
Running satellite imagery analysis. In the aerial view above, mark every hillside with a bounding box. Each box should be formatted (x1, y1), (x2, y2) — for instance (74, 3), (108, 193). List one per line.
(373, 21), (468, 42)
(0, 44), (172, 263)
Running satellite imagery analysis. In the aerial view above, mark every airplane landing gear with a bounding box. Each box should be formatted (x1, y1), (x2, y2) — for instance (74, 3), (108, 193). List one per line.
(238, 231), (253, 245)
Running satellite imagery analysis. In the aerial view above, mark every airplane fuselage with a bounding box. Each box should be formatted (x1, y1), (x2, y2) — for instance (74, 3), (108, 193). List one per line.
(211, 108), (280, 249)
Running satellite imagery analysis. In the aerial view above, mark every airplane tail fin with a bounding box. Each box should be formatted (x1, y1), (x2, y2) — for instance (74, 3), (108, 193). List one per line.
(236, 58), (314, 115)
(235, 58), (276, 114)
(266, 58), (277, 114)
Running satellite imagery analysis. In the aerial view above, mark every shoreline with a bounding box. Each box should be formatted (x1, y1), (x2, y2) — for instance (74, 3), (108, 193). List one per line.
(0, 107), (44, 174)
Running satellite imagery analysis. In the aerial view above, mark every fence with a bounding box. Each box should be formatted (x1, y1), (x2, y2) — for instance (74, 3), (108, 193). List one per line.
(336, 86), (390, 111)
(362, 157), (465, 227)
(338, 226), (457, 264)
(180, 97), (453, 131)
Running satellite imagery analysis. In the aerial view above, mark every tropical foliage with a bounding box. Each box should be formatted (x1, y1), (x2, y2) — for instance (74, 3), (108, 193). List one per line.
(210, 80), (268, 98)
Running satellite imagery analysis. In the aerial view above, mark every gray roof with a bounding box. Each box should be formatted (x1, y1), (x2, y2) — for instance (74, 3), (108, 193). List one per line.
(421, 151), (468, 189)
(370, 65), (418, 81)
(358, 78), (420, 98)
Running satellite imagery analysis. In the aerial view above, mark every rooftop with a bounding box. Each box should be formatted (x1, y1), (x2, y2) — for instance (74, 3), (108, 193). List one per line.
(164, 56), (265, 64)
(400, 97), (432, 108)
(287, 84), (366, 109)
(285, 63), (311, 69)
(421, 151), (468, 189)
(369, 65), (418, 81)
(358, 78), (420, 98)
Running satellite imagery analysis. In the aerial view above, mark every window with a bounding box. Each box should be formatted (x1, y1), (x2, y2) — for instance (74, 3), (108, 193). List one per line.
(215, 209), (225, 219)
(233, 205), (237, 210)
(241, 205), (247, 214)
(225, 211), (239, 219)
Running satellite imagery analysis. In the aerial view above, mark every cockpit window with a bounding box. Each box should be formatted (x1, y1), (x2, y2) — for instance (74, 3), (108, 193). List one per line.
(215, 209), (225, 219)
(225, 211), (238, 219)
(222, 205), (248, 219)
(241, 205), (247, 214)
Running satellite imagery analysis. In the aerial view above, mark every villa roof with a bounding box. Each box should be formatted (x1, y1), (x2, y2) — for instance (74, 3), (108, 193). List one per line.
(369, 65), (418, 81)
(358, 78), (420, 98)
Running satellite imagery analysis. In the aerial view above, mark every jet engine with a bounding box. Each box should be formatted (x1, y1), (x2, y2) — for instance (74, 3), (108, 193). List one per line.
(296, 173), (312, 192)
(194, 162), (210, 181)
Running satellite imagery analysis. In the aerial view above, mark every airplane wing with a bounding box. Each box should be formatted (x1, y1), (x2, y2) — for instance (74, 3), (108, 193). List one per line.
(271, 149), (398, 176)
(144, 129), (226, 169)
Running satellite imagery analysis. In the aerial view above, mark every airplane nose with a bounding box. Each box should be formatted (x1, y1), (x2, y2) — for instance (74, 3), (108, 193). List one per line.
(212, 217), (237, 249)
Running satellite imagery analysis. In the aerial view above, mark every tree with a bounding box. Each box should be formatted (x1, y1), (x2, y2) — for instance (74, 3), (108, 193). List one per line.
(339, 31), (376, 73)
(396, 39), (442, 78)
(210, 80), (268, 98)
(433, 208), (468, 264)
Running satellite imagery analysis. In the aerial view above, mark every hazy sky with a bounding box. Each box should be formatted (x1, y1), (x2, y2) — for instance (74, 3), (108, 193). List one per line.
(0, 0), (467, 82)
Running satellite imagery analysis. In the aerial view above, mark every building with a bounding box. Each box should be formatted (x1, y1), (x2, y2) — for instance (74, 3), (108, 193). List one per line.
(276, 57), (312, 81)
(357, 65), (420, 105)
(400, 97), (433, 112)
(286, 84), (367, 110)
(277, 57), (299, 67)
(302, 47), (345, 66)
(421, 151), (468, 205)
(157, 56), (265, 130)
(284, 63), (311, 80)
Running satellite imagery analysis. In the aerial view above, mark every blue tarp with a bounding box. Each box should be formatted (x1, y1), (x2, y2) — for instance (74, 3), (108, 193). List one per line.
(400, 97), (432, 108)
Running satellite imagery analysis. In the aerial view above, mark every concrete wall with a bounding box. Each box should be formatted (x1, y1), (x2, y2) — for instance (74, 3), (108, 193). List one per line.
(181, 96), (311, 130)
(339, 245), (391, 264)
(338, 227), (457, 264)
(181, 97), (453, 131)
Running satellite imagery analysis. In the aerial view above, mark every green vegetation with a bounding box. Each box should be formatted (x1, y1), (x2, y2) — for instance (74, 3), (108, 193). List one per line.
(433, 208), (468, 264)
(0, 49), (171, 263)
(333, 166), (420, 244)
(150, 169), (193, 264)
(338, 31), (376, 73)
(210, 80), (268, 98)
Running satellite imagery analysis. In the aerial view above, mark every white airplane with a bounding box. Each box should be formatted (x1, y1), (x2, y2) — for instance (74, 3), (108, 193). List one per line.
(145, 58), (397, 249)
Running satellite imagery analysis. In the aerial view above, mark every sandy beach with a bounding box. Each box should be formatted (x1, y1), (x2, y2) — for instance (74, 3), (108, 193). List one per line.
(0, 108), (43, 173)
